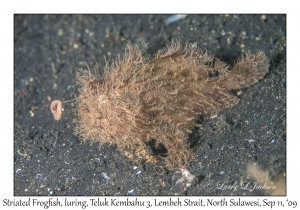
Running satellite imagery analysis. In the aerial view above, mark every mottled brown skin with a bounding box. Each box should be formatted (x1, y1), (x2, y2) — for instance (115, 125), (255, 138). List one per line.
(74, 41), (269, 169)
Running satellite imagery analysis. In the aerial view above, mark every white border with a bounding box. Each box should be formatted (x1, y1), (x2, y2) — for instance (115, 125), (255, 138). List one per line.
(2, 1), (298, 209)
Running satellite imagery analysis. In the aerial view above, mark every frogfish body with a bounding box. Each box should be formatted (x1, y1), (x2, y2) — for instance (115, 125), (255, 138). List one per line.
(73, 41), (269, 168)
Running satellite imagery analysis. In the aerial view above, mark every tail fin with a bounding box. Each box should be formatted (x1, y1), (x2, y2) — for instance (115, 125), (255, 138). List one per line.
(218, 51), (269, 90)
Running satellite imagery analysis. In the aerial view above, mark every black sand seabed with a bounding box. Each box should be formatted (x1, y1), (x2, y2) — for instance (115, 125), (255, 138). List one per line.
(14, 14), (286, 196)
